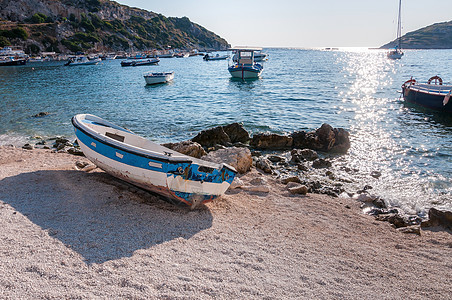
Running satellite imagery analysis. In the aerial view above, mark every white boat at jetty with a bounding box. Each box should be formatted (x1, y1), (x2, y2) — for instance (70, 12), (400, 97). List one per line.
(0, 46), (28, 66)
(72, 114), (237, 206)
(228, 47), (264, 79)
(387, 0), (404, 59)
(0, 57), (27, 66)
(121, 58), (160, 67)
(143, 72), (175, 85)
(65, 56), (101, 66)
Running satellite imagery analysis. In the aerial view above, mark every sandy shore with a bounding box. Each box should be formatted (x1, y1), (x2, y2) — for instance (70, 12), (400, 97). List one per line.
(0, 146), (451, 299)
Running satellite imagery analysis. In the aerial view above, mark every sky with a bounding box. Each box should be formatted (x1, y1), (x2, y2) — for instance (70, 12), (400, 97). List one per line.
(117, 0), (452, 48)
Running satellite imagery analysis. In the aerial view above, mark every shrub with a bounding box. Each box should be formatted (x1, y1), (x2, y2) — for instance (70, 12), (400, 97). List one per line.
(1, 27), (28, 40)
(12, 27), (28, 40)
(73, 32), (100, 43)
(30, 13), (47, 24)
(0, 36), (11, 47)
(88, 13), (103, 29)
(61, 39), (82, 53)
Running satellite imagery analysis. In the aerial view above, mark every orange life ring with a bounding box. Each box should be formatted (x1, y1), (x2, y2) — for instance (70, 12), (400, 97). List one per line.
(427, 76), (442, 85)
(402, 78), (416, 88)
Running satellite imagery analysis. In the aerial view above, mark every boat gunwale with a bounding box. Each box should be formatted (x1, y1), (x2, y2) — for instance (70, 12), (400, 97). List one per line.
(406, 84), (452, 96)
(143, 71), (174, 78)
(72, 115), (193, 165)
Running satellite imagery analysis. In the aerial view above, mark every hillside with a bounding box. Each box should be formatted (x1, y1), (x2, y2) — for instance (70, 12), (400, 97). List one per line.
(0, 0), (229, 54)
(381, 20), (452, 49)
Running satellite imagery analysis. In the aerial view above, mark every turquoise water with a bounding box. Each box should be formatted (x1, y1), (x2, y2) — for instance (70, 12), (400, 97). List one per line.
(0, 48), (451, 215)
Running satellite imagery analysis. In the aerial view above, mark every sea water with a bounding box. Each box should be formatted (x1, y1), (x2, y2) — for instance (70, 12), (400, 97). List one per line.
(0, 48), (451, 215)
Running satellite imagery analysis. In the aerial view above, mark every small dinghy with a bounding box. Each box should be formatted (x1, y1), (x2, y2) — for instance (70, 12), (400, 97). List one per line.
(143, 72), (174, 85)
(72, 114), (237, 206)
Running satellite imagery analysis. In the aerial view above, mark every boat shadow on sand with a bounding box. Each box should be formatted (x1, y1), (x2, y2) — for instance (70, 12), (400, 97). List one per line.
(0, 169), (213, 264)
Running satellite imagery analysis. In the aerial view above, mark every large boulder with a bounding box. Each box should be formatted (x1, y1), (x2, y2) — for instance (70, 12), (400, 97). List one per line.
(331, 127), (351, 153)
(316, 123), (337, 150)
(250, 133), (293, 150)
(291, 131), (322, 150)
(290, 148), (319, 163)
(255, 157), (272, 174)
(223, 123), (250, 144)
(191, 123), (251, 148)
(162, 141), (207, 159)
(422, 208), (452, 230)
(291, 123), (350, 153)
(201, 147), (252, 174)
(192, 126), (231, 148)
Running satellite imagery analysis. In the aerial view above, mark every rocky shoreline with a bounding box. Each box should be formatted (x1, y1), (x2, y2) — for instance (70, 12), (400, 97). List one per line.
(17, 121), (452, 233)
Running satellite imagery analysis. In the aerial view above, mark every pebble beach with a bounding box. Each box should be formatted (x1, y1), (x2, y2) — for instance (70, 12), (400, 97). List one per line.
(1, 146), (451, 299)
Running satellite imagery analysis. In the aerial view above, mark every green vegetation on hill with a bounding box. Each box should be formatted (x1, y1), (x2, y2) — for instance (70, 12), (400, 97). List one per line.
(381, 20), (452, 49)
(0, 0), (229, 54)
(0, 27), (28, 47)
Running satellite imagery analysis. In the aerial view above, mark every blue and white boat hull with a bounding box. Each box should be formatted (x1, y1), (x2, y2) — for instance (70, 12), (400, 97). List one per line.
(72, 114), (236, 206)
(228, 64), (263, 79)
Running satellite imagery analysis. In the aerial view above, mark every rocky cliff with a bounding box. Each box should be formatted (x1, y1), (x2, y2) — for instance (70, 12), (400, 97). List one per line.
(0, 0), (230, 53)
(381, 20), (452, 49)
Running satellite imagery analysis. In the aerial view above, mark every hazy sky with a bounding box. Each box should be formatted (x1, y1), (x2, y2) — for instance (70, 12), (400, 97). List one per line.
(117, 0), (452, 48)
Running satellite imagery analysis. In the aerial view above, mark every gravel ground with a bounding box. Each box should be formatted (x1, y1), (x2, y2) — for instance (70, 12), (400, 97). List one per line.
(0, 146), (451, 299)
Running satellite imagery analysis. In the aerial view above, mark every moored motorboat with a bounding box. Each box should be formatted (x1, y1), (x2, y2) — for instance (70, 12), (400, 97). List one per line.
(203, 53), (229, 61)
(156, 53), (174, 58)
(143, 71), (174, 85)
(0, 57), (27, 66)
(121, 58), (160, 67)
(401, 76), (452, 113)
(72, 114), (237, 206)
(65, 56), (101, 66)
(228, 47), (264, 79)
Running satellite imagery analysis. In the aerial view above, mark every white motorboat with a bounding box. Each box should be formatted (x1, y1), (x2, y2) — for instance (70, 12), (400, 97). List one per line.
(65, 56), (101, 66)
(143, 72), (175, 85)
(121, 58), (160, 66)
(203, 53), (229, 61)
(72, 114), (237, 206)
(228, 47), (264, 79)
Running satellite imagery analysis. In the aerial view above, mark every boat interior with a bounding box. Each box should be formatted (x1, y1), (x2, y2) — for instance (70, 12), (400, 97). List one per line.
(412, 84), (452, 95)
(77, 115), (222, 168)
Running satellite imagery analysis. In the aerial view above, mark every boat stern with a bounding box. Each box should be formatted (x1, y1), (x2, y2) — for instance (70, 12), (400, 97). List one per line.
(166, 162), (237, 206)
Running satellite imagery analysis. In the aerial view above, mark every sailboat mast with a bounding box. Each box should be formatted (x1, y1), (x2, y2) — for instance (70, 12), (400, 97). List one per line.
(397, 0), (402, 49)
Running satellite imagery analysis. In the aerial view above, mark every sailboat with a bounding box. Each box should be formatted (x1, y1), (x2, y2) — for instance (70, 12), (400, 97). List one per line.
(387, 0), (404, 59)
